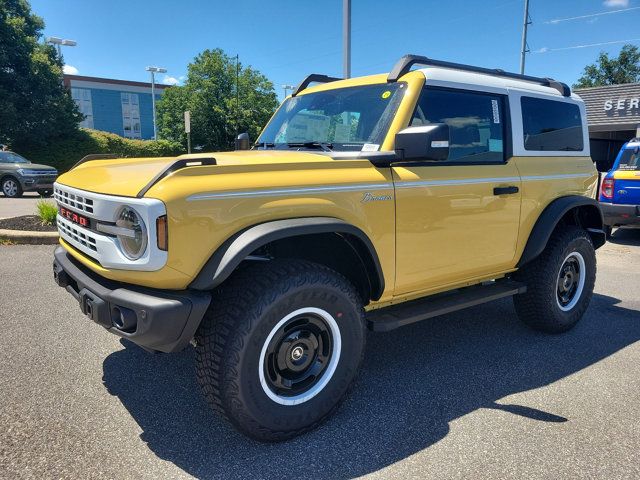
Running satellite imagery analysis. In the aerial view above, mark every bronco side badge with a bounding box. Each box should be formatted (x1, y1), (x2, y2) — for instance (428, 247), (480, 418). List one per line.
(361, 192), (393, 203)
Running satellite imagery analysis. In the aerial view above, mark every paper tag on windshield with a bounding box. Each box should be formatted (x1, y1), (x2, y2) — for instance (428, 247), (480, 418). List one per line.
(491, 99), (500, 124)
(361, 143), (380, 152)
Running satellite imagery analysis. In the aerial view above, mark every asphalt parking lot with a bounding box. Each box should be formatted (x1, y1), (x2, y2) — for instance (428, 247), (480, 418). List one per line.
(1, 232), (639, 479)
(0, 193), (47, 219)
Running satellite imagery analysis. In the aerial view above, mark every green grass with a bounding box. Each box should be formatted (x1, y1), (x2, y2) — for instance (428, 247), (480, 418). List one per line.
(36, 200), (58, 226)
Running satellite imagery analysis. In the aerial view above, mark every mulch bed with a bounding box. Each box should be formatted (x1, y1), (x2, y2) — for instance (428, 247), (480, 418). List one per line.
(0, 215), (57, 232)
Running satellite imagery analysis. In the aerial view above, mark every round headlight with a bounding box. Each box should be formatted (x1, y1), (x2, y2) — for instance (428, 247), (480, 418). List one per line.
(116, 206), (147, 260)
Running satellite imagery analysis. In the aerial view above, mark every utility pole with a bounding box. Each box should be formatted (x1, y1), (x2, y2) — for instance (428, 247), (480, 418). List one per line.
(519, 0), (531, 74)
(343, 0), (351, 78)
(146, 66), (167, 140)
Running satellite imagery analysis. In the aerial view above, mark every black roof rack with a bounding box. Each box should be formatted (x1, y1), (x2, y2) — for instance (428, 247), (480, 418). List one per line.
(292, 74), (342, 97)
(387, 54), (571, 97)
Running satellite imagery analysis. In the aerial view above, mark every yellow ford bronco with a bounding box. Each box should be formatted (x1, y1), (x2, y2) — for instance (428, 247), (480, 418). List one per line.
(52, 55), (605, 441)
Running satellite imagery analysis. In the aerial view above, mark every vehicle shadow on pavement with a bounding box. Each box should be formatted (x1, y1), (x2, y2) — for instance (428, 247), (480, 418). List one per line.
(102, 293), (640, 480)
(608, 228), (640, 246)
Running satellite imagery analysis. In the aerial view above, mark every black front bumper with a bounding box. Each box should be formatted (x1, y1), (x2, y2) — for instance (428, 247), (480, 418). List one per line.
(600, 202), (640, 227)
(20, 177), (56, 192)
(53, 246), (211, 353)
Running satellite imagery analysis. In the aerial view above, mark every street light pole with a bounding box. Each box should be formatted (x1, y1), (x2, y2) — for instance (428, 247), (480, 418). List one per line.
(282, 84), (296, 98)
(236, 54), (240, 136)
(146, 66), (167, 140)
(343, 0), (351, 78)
(46, 37), (76, 60)
(519, 0), (531, 74)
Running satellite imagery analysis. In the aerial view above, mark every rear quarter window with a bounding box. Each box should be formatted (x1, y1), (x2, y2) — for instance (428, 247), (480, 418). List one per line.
(617, 149), (640, 171)
(521, 97), (584, 152)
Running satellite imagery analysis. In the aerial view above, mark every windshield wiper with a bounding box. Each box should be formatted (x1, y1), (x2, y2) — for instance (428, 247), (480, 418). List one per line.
(286, 141), (333, 152)
(255, 142), (275, 149)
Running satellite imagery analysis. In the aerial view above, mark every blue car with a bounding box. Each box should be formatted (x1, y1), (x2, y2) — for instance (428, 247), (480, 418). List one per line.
(599, 138), (640, 236)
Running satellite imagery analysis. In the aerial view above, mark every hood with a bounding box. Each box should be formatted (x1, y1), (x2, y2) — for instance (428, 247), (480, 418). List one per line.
(55, 150), (334, 198)
(24, 163), (58, 171)
(7, 163), (57, 171)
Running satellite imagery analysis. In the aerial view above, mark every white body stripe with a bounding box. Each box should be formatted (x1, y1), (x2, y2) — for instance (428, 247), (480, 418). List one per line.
(186, 173), (593, 201)
(187, 183), (391, 201)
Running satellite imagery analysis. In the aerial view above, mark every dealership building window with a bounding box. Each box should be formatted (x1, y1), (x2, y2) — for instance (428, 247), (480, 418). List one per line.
(575, 83), (640, 172)
(71, 88), (94, 129)
(121, 92), (142, 139)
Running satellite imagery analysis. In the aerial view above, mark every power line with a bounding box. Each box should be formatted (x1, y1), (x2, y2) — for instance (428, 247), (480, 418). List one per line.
(545, 6), (640, 24)
(534, 38), (640, 53)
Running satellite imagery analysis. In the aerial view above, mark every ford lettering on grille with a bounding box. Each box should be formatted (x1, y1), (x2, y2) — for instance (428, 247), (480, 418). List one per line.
(59, 206), (90, 228)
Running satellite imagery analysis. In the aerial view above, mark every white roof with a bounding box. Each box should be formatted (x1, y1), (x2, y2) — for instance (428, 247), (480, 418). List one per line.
(416, 67), (582, 101)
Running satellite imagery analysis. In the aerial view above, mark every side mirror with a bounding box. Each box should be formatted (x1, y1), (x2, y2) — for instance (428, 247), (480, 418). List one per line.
(395, 124), (450, 162)
(235, 132), (250, 151)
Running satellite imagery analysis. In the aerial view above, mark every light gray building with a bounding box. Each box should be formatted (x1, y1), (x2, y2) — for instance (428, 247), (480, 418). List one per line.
(575, 83), (640, 171)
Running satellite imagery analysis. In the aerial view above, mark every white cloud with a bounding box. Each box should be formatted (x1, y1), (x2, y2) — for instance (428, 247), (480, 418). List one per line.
(534, 47), (550, 53)
(161, 75), (180, 86)
(63, 64), (79, 75)
(603, 0), (629, 7)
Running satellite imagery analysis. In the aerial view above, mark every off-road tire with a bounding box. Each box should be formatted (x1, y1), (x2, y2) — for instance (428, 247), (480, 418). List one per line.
(1, 177), (23, 198)
(513, 226), (596, 333)
(195, 259), (366, 442)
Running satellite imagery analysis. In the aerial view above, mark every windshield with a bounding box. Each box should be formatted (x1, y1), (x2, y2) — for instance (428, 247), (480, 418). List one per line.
(618, 148), (640, 171)
(256, 82), (406, 152)
(0, 152), (30, 164)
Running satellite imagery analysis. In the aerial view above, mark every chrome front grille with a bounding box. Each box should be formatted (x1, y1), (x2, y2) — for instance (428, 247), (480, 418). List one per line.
(57, 216), (98, 252)
(24, 170), (58, 176)
(54, 186), (94, 214)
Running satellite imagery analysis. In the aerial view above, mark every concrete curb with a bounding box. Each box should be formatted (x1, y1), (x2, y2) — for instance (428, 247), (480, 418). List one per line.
(0, 229), (59, 245)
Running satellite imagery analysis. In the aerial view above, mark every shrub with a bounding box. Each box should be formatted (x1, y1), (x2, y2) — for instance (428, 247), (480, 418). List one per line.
(17, 129), (185, 173)
(36, 200), (58, 226)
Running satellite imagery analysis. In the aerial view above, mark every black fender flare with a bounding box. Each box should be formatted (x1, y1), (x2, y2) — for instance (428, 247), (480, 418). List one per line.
(517, 195), (605, 268)
(189, 217), (385, 300)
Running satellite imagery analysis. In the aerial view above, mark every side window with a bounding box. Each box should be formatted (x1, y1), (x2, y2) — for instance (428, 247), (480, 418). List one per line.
(410, 88), (505, 163)
(521, 96), (583, 152)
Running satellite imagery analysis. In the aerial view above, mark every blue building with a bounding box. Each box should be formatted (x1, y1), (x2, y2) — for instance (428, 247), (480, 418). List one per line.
(63, 74), (170, 140)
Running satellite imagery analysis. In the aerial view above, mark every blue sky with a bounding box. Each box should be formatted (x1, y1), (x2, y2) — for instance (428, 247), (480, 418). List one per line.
(31, 0), (640, 100)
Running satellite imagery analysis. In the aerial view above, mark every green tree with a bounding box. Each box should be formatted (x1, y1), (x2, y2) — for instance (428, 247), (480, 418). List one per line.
(0, 0), (81, 149)
(157, 49), (278, 151)
(574, 44), (640, 88)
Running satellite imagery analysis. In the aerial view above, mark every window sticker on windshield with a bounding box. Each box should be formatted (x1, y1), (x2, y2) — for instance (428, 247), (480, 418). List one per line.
(491, 99), (500, 124)
(287, 113), (330, 142)
(362, 143), (379, 152)
(381, 90), (392, 99)
(334, 124), (351, 143)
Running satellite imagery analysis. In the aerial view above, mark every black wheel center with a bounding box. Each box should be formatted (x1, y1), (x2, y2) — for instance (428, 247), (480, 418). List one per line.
(557, 257), (581, 306)
(264, 313), (334, 397)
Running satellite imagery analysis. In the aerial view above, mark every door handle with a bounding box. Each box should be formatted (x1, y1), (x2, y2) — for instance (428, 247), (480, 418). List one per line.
(493, 186), (519, 195)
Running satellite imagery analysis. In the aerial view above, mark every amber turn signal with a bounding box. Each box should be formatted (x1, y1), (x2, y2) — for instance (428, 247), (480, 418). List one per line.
(156, 215), (168, 251)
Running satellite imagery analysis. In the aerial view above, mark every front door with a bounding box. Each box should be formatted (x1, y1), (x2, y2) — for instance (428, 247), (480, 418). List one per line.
(394, 86), (522, 295)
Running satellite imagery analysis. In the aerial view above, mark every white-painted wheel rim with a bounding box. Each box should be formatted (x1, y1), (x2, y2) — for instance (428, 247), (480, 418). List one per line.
(556, 251), (586, 312)
(259, 307), (342, 406)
